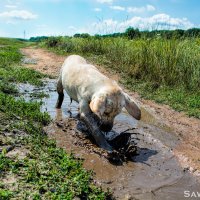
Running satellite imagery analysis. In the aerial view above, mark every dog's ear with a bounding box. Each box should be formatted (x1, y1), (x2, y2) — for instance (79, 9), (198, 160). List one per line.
(123, 92), (141, 120)
(89, 95), (105, 117)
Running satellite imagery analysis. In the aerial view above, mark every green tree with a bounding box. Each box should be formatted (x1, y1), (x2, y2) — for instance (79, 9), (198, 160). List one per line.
(125, 27), (140, 39)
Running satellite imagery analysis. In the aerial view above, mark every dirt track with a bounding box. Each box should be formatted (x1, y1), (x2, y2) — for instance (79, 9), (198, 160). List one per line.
(20, 47), (200, 199)
(21, 47), (200, 173)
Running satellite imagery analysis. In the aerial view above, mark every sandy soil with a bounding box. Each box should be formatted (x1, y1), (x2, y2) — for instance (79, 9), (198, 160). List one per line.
(21, 47), (64, 76)
(21, 47), (200, 175)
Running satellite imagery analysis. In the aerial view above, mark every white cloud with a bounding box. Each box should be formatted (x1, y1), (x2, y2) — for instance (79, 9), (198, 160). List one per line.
(146, 14), (193, 29)
(94, 8), (102, 12)
(0, 10), (38, 20)
(87, 14), (194, 35)
(146, 4), (156, 11)
(127, 4), (156, 13)
(91, 19), (118, 34)
(96, 0), (113, 4)
(5, 5), (17, 9)
(110, 6), (125, 11)
(127, 7), (145, 13)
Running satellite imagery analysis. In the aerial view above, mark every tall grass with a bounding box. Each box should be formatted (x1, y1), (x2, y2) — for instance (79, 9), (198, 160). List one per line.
(42, 36), (200, 91)
(41, 36), (200, 118)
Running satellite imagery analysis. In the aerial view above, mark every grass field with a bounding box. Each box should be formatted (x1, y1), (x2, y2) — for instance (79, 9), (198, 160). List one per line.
(0, 38), (110, 199)
(41, 36), (200, 118)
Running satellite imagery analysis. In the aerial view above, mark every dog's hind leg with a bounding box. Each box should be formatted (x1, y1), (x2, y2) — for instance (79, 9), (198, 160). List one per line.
(56, 77), (64, 109)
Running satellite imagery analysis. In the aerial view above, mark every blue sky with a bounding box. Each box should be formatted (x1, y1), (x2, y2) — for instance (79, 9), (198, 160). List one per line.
(0, 0), (199, 38)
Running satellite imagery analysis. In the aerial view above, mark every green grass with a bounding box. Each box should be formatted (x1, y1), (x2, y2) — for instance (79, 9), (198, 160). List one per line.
(0, 93), (50, 125)
(0, 189), (13, 200)
(0, 38), (110, 199)
(121, 78), (200, 118)
(0, 39), (46, 87)
(0, 46), (22, 68)
(0, 96), (109, 199)
(0, 37), (26, 47)
(1, 124), (109, 199)
(0, 37), (33, 68)
(41, 36), (200, 118)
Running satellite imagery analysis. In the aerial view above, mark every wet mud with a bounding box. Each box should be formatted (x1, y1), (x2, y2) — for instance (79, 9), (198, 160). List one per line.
(18, 79), (200, 200)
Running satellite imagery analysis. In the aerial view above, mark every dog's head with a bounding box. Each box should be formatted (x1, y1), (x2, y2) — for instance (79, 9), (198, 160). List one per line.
(89, 86), (141, 132)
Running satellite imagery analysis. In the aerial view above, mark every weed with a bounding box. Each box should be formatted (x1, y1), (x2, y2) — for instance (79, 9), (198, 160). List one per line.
(30, 91), (50, 98)
(0, 81), (18, 94)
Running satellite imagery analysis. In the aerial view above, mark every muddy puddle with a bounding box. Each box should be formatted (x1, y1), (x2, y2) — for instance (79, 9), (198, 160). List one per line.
(18, 79), (200, 200)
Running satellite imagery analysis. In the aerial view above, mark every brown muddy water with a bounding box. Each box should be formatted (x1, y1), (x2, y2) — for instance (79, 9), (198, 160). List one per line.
(18, 79), (200, 200)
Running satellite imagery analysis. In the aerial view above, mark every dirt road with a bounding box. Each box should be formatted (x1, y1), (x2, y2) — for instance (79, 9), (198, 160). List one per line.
(21, 47), (200, 199)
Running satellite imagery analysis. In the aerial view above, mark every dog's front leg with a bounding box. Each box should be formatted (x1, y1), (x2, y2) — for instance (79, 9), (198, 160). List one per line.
(79, 101), (113, 151)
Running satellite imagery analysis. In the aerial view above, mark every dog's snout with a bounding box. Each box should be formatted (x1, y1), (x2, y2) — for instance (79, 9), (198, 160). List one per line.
(100, 122), (113, 132)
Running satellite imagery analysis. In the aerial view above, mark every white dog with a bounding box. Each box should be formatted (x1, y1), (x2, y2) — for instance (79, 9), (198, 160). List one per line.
(56, 55), (141, 151)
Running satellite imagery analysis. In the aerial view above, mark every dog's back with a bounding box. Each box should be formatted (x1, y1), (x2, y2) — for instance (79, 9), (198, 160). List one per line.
(60, 55), (115, 102)
(63, 55), (87, 66)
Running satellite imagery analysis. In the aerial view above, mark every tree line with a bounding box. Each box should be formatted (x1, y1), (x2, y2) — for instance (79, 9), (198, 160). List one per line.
(29, 27), (200, 42)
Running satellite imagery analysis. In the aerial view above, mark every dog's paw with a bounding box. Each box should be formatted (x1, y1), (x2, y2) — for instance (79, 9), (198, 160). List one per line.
(106, 150), (122, 164)
(107, 132), (131, 150)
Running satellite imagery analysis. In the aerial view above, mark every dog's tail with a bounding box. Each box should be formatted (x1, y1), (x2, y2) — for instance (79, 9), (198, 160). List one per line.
(55, 72), (64, 108)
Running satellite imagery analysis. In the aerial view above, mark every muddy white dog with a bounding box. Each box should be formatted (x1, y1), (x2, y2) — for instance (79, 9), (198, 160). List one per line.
(56, 55), (141, 151)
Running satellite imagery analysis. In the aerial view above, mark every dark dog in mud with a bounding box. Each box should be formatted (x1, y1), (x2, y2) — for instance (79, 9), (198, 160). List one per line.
(56, 55), (141, 152)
